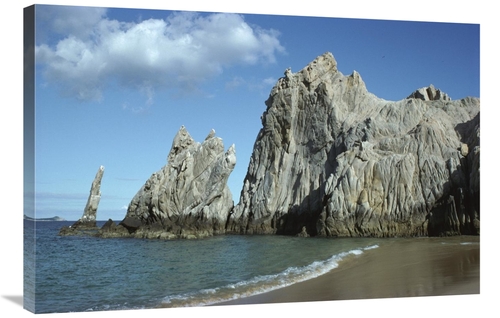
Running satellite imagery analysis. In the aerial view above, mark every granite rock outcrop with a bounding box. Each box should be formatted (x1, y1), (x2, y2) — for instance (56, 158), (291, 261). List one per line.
(59, 166), (104, 236)
(99, 127), (236, 239)
(227, 52), (479, 237)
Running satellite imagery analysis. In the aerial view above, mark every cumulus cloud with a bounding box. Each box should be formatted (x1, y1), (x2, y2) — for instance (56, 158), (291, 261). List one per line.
(35, 7), (285, 103)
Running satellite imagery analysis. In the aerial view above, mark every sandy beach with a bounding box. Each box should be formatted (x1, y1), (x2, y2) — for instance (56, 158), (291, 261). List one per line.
(216, 236), (479, 306)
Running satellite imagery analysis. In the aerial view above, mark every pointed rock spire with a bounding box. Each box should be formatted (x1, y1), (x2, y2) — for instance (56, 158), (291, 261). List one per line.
(59, 166), (105, 235)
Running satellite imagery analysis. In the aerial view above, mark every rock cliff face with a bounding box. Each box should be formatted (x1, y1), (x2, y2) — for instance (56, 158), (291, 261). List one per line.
(227, 52), (479, 237)
(100, 126), (236, 239)
(59, 166), (104, 235)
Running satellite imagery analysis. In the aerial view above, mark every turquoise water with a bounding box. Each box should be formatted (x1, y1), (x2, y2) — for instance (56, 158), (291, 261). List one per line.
(25, 220), (383, 313)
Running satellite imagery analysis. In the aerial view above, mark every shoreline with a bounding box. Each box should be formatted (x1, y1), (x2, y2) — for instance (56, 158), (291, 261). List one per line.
(214, 236), (479, 306)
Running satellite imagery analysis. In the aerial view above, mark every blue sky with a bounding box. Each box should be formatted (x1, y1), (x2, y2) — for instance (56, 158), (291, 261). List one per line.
(29, 4), (480, 221)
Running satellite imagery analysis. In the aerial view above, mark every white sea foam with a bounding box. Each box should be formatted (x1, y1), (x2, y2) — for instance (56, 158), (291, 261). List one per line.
(161, 244), (379, 307)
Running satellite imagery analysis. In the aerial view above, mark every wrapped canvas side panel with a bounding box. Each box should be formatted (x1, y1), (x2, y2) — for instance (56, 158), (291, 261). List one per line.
(24, 5), (36, 313)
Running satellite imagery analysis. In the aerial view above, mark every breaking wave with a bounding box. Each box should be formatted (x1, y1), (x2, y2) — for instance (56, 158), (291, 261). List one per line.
(160, 244), (379, 307)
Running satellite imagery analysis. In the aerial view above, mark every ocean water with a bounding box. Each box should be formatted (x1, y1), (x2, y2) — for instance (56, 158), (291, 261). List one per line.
(24, 220), (387, 313)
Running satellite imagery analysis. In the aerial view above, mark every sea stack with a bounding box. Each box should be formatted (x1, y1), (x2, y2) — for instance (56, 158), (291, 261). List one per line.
(100, 127), (236, 239)
(227, 52), (480, 237)
(59, 165), (105, 235)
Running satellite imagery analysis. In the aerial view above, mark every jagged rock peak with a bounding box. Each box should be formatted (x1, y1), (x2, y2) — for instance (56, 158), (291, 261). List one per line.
(271, 52), (341, 94)
(205, 128), (216, 140)
(407, 84), (451, 101)
(297, 52), (338, 83)
(169, 125), (195, 159)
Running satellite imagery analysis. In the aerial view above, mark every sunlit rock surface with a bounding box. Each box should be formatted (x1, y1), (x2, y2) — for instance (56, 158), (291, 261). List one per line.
(228, 52), (479, 237)
(100, 127), (236, 239)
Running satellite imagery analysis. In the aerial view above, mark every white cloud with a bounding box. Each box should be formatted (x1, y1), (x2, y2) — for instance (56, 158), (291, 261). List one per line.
(35, 7), (285, 103)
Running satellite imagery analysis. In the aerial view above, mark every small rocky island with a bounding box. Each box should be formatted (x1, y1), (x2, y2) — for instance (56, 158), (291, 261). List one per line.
(98, 127), (236, 239)
(60, 52), (480, 239)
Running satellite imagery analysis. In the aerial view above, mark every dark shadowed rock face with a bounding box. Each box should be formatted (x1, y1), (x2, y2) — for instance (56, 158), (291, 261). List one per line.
(59, 166), (105, 236)
(96, 219), (130, 238)
(227, 52), (479, 237)
(101, 126), (236, 239)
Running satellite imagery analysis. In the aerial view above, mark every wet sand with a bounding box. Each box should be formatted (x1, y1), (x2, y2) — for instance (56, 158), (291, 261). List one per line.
(216, 236), (479, 306)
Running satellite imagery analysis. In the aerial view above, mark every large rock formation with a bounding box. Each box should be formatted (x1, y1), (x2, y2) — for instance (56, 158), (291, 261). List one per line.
(227, 52), (479, 237)
(100, 126), (236, 239)
(59, 165), (104, 235)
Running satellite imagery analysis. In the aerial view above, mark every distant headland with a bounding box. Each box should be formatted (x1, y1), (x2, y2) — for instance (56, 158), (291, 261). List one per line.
(24, 215), (66, 222)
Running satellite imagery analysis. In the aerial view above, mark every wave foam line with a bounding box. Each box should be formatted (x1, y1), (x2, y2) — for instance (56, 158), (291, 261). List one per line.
(160, 244), (379, 307)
